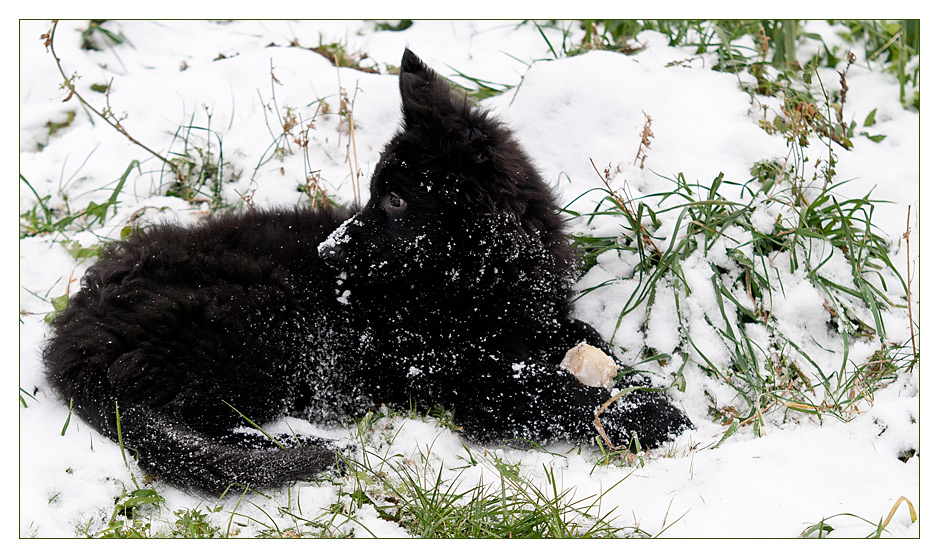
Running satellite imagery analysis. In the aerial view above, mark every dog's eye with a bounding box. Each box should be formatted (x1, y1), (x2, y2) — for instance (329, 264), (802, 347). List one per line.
(384, 192), (407, 214)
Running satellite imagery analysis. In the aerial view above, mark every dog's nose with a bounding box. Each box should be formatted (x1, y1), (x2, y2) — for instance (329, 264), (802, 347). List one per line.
(318, 214), (358, 261)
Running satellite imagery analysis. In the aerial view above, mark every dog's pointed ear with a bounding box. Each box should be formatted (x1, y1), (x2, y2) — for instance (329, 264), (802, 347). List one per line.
(398, 49), (492, 166)
(399, 49), (465, 129)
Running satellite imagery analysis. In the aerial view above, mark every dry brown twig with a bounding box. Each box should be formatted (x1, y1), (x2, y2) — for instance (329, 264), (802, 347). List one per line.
(42, 20), (183, 184)
(592, 386), (645, 450)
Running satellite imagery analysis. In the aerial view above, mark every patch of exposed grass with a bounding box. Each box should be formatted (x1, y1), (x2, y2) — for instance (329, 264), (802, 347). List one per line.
(800, 495), (917, 538)
(445, 70), (513, 101)
(38, 110), (76, 149)
(572, 159), (913, 433)
(564, 19), (918, 110)
(563, 19), (916, 442)
(163, 106), (238, 209)
(19, 159), (137, 239)
(79, 19), (127, 52)
(373, 20), (413, 33)
(322, 411), (637, 538)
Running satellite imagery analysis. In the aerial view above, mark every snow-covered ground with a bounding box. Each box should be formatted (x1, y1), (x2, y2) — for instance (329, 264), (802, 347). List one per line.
(18, 20), (919, 538)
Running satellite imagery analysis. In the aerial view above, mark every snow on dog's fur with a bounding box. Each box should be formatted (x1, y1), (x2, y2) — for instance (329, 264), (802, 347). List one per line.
(44, 49), (690, 494)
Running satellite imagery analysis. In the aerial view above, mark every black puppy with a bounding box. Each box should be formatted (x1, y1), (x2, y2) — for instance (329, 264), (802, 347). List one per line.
(44, 49), (690, 494)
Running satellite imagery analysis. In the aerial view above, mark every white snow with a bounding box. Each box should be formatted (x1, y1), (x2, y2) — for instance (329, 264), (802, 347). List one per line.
(17, 19), (920, 539)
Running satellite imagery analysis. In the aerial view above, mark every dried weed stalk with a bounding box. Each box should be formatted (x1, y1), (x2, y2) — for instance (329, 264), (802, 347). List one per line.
(836, 51), (856, 142)
(903, 205), (917, 361)
(43, 21), (183, 184)
(634, 111), (654, 169)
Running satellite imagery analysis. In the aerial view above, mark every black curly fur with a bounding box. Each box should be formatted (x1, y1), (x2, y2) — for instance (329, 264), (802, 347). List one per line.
(44, 49), (690, 494)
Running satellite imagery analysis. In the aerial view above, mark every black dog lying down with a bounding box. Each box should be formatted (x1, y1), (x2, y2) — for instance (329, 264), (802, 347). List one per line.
(44, 49), (690, 494)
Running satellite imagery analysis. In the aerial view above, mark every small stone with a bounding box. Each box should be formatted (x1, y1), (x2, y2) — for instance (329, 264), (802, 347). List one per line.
(560, 342), (618, 390)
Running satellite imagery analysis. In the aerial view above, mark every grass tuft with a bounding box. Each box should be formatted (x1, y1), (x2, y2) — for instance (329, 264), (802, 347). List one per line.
(332, 421), (637, 538)
(572, 164), (913, 432)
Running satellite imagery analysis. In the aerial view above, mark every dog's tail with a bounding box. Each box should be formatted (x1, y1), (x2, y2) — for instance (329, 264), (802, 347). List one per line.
(44, 332), (339, 495)
(84, 402), (339, 494)
(45, 339), (337, 494)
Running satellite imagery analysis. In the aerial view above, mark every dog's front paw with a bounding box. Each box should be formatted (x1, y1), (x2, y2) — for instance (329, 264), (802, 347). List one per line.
(595, 388), (692, 449)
